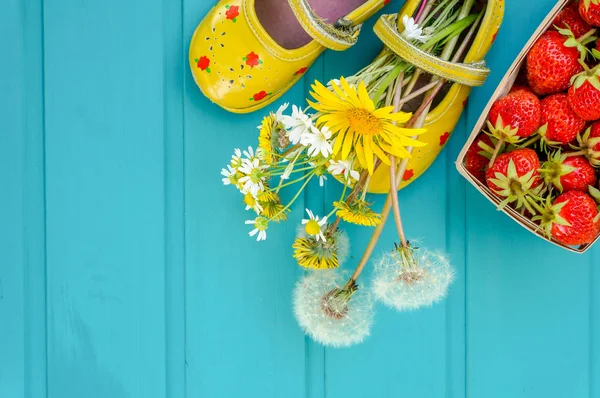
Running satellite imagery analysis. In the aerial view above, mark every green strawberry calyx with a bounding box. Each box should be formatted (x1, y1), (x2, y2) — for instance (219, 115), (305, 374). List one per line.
(539, 150), (577, 192)
(583, 0), (600, 11)
(571, 62), (600, 91)
(531, 196), (571, 238)
(569, 127), (600, 167)
(485, 115), (522, 145)
(560, 27), (597, 61)
(589, 186), (600, 223)
(489, 159), (543, 214)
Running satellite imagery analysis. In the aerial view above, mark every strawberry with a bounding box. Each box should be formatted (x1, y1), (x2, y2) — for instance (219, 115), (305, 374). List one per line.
(534, 190), (600, 246)
(487, 87), (541, 140)
(538, 93), (586, 145)
(541, 152), (597, 192)
(567, 64), (600, 121)
(579, 0), (600, 27)
(552, 4), (592, 38)
(465, 134), (495, 181)
(486, 148), (542, 212)
(526, 30), (584, 96)
(569, 122), (600, 166)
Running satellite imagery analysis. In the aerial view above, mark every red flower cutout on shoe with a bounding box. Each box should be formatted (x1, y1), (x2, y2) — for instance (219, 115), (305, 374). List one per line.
(225, 5), (239, 22)
(294, 67), (308, 76)
(403, 169), (414, 181)
(384, 0), (391, 4)
(195, 56), (211, 73)
(250, 91), (270, 101)
(243, 52), (262, 68)
(439, 132), (450, 146)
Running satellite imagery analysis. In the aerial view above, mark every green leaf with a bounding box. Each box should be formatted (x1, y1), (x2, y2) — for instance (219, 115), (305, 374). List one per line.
(589, 185), (600, 202)
(590, 76), (600, 91)
(564, 38), (578, 48)
(575, 75), (587, 89)
(507, 159), (518, 179)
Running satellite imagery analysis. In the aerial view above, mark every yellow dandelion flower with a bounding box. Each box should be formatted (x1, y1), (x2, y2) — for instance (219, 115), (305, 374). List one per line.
(334, 200), (382, 227)
(261, 200), (288, 222)
(293, 237), (339, 270)
(308, 77), (427, 174)
(257, 189), (278, 203)
(258, 114), (278, 164)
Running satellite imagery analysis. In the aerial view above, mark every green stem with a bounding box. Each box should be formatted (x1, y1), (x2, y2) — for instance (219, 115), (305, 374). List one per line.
(270, 174), (314, 220)
(519, 135), (541, 148)
(271, 172), (314, 191)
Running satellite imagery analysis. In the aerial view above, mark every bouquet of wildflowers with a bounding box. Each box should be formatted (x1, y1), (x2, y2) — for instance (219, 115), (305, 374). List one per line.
(222, 0), (484, 347)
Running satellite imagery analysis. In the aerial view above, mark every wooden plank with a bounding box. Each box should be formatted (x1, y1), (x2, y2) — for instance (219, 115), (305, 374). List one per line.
(162, 0), (187, 396)
(182, 2), (307, 396)
(322, 1), (459, 395)
(0, 0), (47, 396)
(42, 0), (171, 396)
(466, 1), (593, 396)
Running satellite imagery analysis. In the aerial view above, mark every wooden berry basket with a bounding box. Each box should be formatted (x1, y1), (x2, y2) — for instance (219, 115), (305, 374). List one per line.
(456, 0), (598, 253)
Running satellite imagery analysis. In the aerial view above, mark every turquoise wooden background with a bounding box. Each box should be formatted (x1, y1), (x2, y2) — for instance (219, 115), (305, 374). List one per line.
(2, 0), (599, 397)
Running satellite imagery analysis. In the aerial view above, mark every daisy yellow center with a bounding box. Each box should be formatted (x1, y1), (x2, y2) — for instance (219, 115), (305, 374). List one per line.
(244, 193), (256, 207)
(346, 108), (381, 136)
(250, 169), (264, 183)
(305, 220), (321, 236)
(255, 217), (268, 231)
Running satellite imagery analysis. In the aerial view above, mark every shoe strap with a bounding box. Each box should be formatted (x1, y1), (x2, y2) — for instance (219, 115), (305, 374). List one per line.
(373, 14), (490, 87)
(288, 0), (387, 51)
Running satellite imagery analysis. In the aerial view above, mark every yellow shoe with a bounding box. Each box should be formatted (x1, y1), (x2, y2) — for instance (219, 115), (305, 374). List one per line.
(366, 0), (504, 193)
(189, 0), (389, 114)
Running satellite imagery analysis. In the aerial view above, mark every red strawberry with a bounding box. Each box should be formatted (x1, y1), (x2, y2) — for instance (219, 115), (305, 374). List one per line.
(568, 65), (600, 121)
(579, 0), (600, 26)
(526, 31), (584, 95)
(465, 134), (494, 181)
(569, 122), (600, 166)
(539, 93), (586, 145)
(552, 4), (592, 37)
(535, 190), (600, 246)
(487, 87), (541, 139)
(541, 152), (597, 192)
(486, 148), (542, 212)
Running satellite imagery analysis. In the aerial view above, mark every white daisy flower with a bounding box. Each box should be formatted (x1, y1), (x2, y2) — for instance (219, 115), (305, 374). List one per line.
(301, 209), (328, 242)
(309, 161), (329, 187)
(281, 161), (295, 180)
(372, 245), (455, 311)
(230, 148), (243, 169)
(280, 105), (318, 145)
(293, 270), (374, 348)
(401, 15), (431, 43)
(242, 146), (258, 161)
(238, 158), (268, 196)
(318, 174), (327, 187)
(221, 165), (237, 186)
(328, 159), (361, 183)
(245, 216), (269, 241)
(275, 102), (289, 122)
(305, 126), (333, 158)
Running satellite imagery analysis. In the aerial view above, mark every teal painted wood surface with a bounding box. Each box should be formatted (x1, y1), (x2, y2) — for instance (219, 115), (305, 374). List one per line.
(2, 0), (599, 397)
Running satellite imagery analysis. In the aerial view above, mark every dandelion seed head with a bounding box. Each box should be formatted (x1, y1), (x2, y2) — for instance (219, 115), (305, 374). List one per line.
(293, 270), (374, 348)
(372, 246), (455, 311)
